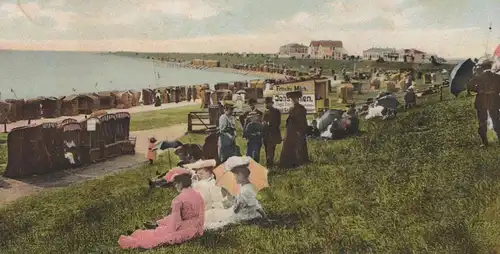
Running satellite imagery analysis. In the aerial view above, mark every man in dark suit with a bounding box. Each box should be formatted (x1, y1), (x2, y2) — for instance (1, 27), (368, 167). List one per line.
(262, 97), (282, 167)
(467, 59), (500, 147)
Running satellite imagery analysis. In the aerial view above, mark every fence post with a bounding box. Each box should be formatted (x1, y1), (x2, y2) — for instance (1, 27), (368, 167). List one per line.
(439, 85), (443, 101)
(187, 113), (192, 132)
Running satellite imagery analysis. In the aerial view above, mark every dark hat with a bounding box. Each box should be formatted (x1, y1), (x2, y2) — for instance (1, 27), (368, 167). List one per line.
(248, 98), (257, 104)
(286, 90), (302, 98)
(264, 97), (273, 103)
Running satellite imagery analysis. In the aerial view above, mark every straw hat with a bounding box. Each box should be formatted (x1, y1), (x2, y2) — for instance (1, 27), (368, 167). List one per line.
(164, 168), (191, 183)
(223, 101), (235, 109)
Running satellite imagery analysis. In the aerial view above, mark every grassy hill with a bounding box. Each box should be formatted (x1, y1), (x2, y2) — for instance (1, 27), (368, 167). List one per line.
(112, 52), (455, 73)
(2, 94), (500, 253)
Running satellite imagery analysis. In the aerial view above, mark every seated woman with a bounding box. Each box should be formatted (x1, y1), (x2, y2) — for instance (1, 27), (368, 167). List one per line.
(204, 156), (267, 230)
(184, 159), (233, 210)
(119, 168), (205, 249)
(148, 146), (200, 188)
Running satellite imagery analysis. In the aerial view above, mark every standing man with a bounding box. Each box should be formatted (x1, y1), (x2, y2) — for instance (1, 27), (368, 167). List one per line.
(279, 90), (309, 168)
(154, 89), (162, 107)
(405, 71), (413, 90)
(217, 101), (237, 163)
(467, 59), (500, 147)
(262, 97), (282, 167)
(239, 98), (262, 128)
(174, 87), (180, 103)
(192, 86), (198, 102)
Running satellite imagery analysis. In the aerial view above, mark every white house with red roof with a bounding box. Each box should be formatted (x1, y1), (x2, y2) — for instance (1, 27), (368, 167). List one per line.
(308, 40), (347, 60)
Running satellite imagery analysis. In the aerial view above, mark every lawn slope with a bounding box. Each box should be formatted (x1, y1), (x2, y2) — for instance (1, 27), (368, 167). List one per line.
(1, 96), (500, 253)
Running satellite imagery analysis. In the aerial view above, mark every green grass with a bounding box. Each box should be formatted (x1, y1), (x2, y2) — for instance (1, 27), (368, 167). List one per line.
(112, 52), (455, 73)
(0, 134), (8, 175)
(3, 94), (500, 253)
(129, 105), (199, 131)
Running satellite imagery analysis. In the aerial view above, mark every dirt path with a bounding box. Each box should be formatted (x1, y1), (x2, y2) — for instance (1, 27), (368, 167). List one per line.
(0, 124), (188, 206)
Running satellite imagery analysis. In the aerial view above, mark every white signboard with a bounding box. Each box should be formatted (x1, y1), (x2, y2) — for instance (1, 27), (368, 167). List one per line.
(232, 93), (245, 112)
(87, 118), (97, 131)
(273, 94), (316, 114)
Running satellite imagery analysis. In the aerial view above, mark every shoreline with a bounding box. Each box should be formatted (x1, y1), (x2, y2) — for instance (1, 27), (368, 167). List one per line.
(205, 67), (287, 79)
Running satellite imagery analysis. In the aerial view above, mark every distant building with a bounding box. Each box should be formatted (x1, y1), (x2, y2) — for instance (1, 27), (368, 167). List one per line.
(363, 48), (403, 61)
(278, 43), (308, 58)
(308, 40), (347, 60)
(403, 48), (427, 63)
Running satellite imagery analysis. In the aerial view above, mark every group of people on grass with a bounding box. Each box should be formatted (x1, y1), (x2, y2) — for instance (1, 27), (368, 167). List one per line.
(218, 90), (309, 169)
(119, 156), (266, 249)
(119, 90), (310, 250)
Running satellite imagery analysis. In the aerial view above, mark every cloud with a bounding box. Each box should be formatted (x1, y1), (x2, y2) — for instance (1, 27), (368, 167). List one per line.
(0, 2), (76, 31)
(0, 0), (498, 58)
(141, 0), (228, 21)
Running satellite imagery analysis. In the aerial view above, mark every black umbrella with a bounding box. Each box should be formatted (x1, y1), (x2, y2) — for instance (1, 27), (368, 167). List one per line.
(450, 58), (475, 96)
(151, 140), (183, 151)
(151, 140), (183, 168)
(376, 95), (399, 109)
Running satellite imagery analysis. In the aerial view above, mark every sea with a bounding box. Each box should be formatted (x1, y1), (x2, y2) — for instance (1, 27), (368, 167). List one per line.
(0, 50), (260, 100)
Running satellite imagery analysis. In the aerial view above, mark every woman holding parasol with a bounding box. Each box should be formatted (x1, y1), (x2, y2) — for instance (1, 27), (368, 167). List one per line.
(203, 156), (268, 230)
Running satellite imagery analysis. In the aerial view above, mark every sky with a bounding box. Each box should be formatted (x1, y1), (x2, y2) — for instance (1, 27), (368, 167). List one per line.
(0, 0), (499, 58)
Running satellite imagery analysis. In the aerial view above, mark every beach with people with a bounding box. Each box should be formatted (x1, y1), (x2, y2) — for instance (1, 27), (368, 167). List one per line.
(3, 0), (500, 253)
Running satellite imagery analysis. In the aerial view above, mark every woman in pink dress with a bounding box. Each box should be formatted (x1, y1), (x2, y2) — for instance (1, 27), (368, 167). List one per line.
(118, 168), (205, 249)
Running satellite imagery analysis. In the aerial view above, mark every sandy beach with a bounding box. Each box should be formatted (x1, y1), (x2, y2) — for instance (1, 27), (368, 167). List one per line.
(203, 67), (287, 80)
(4, 100), (200, 132)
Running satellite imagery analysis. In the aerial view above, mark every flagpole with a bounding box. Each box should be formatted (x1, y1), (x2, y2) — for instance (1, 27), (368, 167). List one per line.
(485, 21), (492, 57)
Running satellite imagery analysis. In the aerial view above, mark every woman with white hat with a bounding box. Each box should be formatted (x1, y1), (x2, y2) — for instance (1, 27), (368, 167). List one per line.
(184, 159), (229, 211)
(204, 156), (267, 230)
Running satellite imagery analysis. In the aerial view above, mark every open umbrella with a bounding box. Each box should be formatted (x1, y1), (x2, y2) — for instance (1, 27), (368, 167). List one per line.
(317, 109), (344, 132)
(151, 140), (183, 151)
(151, 140), (183, 168)
(212, 157), (269, 197)
(450, 58), (475, 96)
(375, 95), (399, 109)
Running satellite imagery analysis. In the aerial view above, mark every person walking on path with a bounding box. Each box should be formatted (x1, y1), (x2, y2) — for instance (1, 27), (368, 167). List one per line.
(279, 91), (309, 169)
(262, 97), (282, 167)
